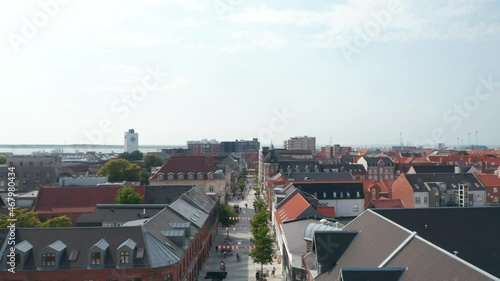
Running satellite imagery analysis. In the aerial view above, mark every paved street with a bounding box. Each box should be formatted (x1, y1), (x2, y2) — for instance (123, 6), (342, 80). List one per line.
(198, 179), (284, 281)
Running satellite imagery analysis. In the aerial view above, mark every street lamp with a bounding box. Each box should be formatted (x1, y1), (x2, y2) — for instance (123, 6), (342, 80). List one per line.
(226, 227), (229, 239)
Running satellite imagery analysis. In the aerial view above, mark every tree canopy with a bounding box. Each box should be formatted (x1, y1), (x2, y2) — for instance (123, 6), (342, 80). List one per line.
(115, 186), (143, 204)
(218, 203), (239, 227)
(97, 159), (141, 182)
(118, 150), (143, 161)
(0, 208), (72, 228)
(0, 156), (6, 165)
(143, 154), (164, 172)
(249, 198), (274, 275)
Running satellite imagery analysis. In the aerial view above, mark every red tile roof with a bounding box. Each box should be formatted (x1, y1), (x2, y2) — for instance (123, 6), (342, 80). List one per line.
(154, 156), (219, 175)
(33, 185), (145, 213)
(369, 198), (405, 208)
(274, 192), (311, 226)
(316, 206), (336, 217)
(475, 174), (500, 187)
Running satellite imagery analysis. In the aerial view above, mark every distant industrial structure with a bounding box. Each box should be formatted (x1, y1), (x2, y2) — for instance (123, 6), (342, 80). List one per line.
(124, 129), (138, 153)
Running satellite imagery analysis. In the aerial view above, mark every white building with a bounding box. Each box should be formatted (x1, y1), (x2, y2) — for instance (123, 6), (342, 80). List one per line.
(124, 129), (139, 153)
(284, 136), (316, 153)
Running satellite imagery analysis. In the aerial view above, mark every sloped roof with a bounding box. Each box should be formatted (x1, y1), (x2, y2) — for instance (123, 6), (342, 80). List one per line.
(76, 204), (168, 226)
(316, 206), (336, 217)
(340, 267), (405, 281)
(181, 185), (216, 214)
(153, 156), (219, 176)
(374, 207), (500, 278)
(404, 173), (485, 191)
(275, 192), (316, 226)
(281, 172), (353, 181)
(169, 198), (208, 228)
(33, 185), (145, 213)
(475, 174), (500, 187)
(411, 165), (455, 173)
(292, 182), (365, 200)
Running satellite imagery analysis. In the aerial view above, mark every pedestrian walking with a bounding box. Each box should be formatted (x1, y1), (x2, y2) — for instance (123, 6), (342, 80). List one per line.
(244, 200), (247, 209)
(272, 267), (275, 277)
(215, 245), (218, 253)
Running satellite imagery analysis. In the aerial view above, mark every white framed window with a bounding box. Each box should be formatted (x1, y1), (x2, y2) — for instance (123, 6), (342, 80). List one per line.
(353, 204), (359, 212)
(371, 189), (376, 200)
(178, 173), (184, 180)
(415, 197), (421, 204)
(424, 197), (428, 204)
(209, 186), (214, 192)
(208, 173), (214, 180)
(188, 173), (194, 180)
(494, 187), (498, 193)
(198, 173), (204, 180)
(168, 173), (174, 180)
(157, 174), (164, 181)
(379, 168), (383, 174)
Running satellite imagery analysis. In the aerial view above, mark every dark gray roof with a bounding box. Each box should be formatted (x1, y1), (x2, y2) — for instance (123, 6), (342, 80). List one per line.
(181, 185), (216, 214)
(411, 165), (455, 173)
(76, 204), (168, 226)
(374, 207), (500, 278)
(292, 182), (365, 200)
(363, 157), (395, 166)
(404, 173), (486, 191)
(0, 226), (152, 270)
(319, 164), (367, 174)
(281, 172), (353, 181)
(145, 184), (195, 204)
(169, 198), (208, 228)
(340, 267), (405, 281)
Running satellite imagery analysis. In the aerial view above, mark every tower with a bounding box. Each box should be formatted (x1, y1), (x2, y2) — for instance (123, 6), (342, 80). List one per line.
(124, 129), (139, 153)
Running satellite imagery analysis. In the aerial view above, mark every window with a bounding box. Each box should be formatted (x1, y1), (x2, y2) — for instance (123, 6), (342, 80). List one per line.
(356, 191), (360, 198)
(339, 192), (344, 198)
(46, 171), (51, 178)
(15, 253), (20, 266)
(424, 197), (428, 204)
(368, 175), (372, 180)
(323, 192), (327, 198)
(120, 251), (130, 264)
(198, 173), (204, 180)
(34, 171), (41, 179)
(208, 173), (214, 180)
(379, 168), (383, 174)
(209, 186), (214, 192)
(373, 175), (378, 181)
(0, 172), (4, 178)
(353, 204), (359, 212)
(333, 192), (337, 198)
(91, 252), (101, 265)
(158, 174), (164, 181)
(435, 202), (440, 207)
(346, 192), (351, 198)
(494, 187), (498, 193)
(178, 173), (184, 180)
(29, 161), (33, 166)
(20, 161), (23, 167)
(415, 197), (421, 204)
(371, 189), (376, 200)
(188, 173), (194, 180)
(164, 274), (173, 281)
(168, 173), (174, 180)
(41, 253), (56, 266)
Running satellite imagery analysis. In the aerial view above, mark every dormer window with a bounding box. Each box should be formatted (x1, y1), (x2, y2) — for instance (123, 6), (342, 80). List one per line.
(120, 251), (130, 264)
(207, 173), (214, 180)
(42, 253), (56, 266)
(91, 252), (101, 265)
(168, 173), (174, 180)
(197, 172), (204, 180)
(178, 173), (184, 180)
(157, 174), (164, 181)
(188, 173), (194, 180)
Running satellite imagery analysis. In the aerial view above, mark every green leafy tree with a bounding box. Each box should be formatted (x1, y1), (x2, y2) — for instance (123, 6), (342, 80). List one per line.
(0, 156), (6, 165)
(218, 203), (239, 227)
(457, 150), (468, 155)
(140, 170), (151, 185)
(43, 216), (72, 227)
(249, 205), (274, 277)
(0, 208), (42, 228)
(143, 154), (164, 172)
(115, 186), (143, 204)
(118, 150), (143, 161)
(97, 159), (141, 182)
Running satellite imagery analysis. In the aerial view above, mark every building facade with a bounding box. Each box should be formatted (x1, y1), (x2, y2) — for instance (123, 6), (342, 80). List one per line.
(0, 155), (62, 192)
(284, 136), (316, 152)
(187, 139), (219, 155)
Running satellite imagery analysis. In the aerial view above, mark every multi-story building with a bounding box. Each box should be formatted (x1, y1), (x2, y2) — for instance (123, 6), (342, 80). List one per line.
(357, 156), (396, 181)
(187, 139), (219, 155)
(0, 155), (62, 192)
(0, 185), (218, 281)
(219, 138), (260, 154)
(124, 129), (139, 153)
(284, 136), (316, 153)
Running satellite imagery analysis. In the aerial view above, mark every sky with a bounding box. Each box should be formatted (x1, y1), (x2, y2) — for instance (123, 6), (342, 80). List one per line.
(1, 0), (500, 148)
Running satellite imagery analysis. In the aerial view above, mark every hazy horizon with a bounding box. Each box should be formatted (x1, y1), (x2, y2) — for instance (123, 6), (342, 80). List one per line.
(1, 0), (499, 148)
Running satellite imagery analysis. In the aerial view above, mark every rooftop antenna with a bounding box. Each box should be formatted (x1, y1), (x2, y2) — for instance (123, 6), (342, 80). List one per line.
(400, 132), (403, 151)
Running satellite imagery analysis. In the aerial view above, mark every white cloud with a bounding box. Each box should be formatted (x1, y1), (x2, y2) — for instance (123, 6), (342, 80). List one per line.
(252, 31), (288, 49)
(179, 17), (198, 28)
(96, 32), (174, 46)
(144, 0), (206, 10)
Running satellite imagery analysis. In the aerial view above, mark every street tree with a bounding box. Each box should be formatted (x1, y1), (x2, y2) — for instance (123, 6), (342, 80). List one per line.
(218, 203), (239, 227)
(116, 186), (143, 204)
(0, 156), (6, 165)
(97, 159), (141, 182)
(0, 208), (41, 228)
(249, 209), (274, 277)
